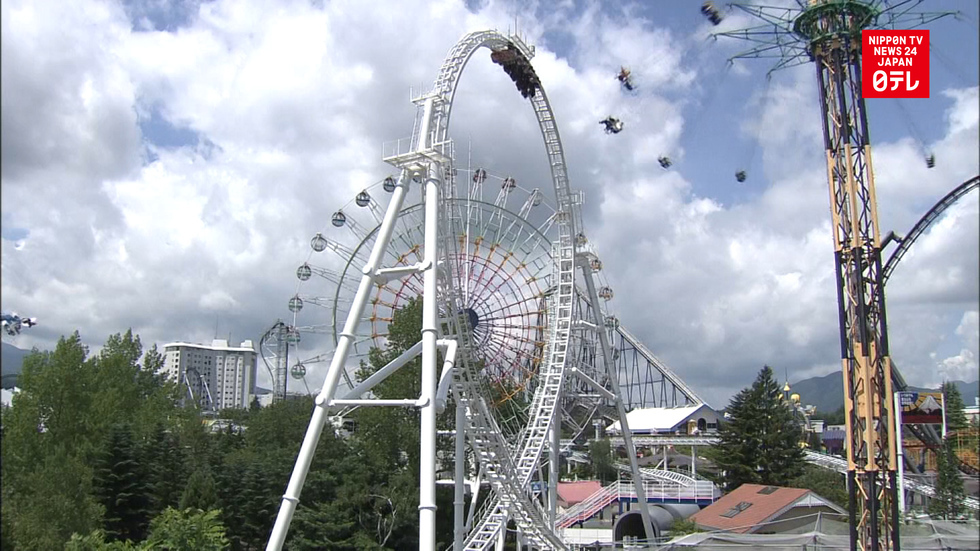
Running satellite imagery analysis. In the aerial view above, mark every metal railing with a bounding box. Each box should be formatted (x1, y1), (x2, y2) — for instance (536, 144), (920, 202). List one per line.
(555, 479), (719, 529)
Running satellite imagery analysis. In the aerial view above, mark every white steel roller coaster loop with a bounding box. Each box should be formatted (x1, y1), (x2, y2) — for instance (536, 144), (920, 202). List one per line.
(267, 29), (653, 551)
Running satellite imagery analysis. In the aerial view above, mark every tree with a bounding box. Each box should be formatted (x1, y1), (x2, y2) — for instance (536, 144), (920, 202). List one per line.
(814, 405), (846, 426)
(93, 423), (152, 542)
(668, 518), (701, 537)
(179, 468), (218, 512)
(789, 465), (848, 508)
(5, 449), (104, 551)
(3, 330), (183, 550)
(140, 424), (188, 519)
(586, 438), (617, 484)
(1, 334), (105, 550)
(142, 508), (230, 551)
(65, 530), (137, 551)
(354, 297), (424, 474)
(67, 507), (230, 551)
(941, 382), (968, 432)
(929, 436), (966, 520)
(703, 366), (805, 492)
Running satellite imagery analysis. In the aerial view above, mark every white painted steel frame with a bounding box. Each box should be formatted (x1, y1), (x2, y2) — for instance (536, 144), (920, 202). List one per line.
(266, 170), (415, 550)
(414, 29), (578, 549)
(270, 28), (656, 550)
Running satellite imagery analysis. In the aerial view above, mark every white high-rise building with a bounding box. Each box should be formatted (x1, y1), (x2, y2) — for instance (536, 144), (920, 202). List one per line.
(162, 339), (257, 412)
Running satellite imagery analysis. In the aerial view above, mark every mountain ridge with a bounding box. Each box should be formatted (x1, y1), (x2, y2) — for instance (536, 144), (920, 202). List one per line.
(791, 370), (979, 414)
(2, 342), (34, 389)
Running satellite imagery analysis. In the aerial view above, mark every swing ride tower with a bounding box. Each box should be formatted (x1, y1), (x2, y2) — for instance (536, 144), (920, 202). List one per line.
(713, 2), (954, 550)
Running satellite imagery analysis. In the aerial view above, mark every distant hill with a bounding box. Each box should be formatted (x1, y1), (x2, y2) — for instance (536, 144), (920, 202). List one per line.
(790, 371), (845, 413)
(1, 342), (32, 388)
(793, 370), (980, 414)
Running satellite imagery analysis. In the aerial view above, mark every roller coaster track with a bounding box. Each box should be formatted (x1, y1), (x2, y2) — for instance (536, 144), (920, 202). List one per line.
(882, 175), (980, 477)
(882, 175), (979, 286)
(805, 451), (980, 511)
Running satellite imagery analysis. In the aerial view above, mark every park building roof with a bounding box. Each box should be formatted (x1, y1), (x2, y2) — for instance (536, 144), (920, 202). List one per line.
(557, 481), (603, 508)
(605, 404), (720, 436)
(689, 483), (845, 534)
(162, 339), (256, 353)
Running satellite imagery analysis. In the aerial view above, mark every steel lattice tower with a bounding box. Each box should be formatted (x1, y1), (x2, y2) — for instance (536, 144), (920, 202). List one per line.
(260, 320), (290, 403)
(712, 2), (955, 550)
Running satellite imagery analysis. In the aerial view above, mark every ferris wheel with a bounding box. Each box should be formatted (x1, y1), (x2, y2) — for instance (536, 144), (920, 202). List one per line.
(268, 30), (654, 550)
(287, 168), (620, 436)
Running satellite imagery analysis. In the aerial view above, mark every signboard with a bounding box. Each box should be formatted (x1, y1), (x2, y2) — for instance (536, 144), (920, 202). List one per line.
(862, 30), (930, 98)
(899, 391), (944, 424)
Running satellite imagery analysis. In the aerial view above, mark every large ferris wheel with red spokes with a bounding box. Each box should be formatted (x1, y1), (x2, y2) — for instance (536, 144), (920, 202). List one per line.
(291, 168), (562, 404)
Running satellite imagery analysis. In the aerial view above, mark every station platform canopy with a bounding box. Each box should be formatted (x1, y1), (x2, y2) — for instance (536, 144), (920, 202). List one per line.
(606, 404), (721, 436)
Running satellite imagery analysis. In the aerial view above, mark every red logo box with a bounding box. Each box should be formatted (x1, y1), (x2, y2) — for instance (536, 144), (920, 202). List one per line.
(862, 30), (930, 98)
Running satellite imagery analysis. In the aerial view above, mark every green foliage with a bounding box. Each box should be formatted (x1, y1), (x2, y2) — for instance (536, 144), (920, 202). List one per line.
(65, 530), (137, 551)
(929, 436), (966, 519)
(244, 395), (315, 451)
(93, 423), (152, 542)
(355, 297), (424, 475)
(485, 378), (530, 440)
(179, 468), (218, 512)
(6, 449), (104, 551)
(941, 382), (968, 431)
(67, 508), (229, 551)
(703, 366), (806, 492)
(1, 334), (104, 550)
(142, 508), (230, 551)
(1, 331), (182, 550)
(668, 518), (701, 536)
(140, 424), (187, 518)
(814, 405), (846, 426)
(788, 465), (848, 508)
(3, 318), (465, 550)
(806, 430), (823, 451)
(586, 438), (617, 484)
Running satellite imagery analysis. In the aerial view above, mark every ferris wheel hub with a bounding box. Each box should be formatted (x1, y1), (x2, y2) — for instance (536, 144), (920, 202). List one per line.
(462, 307), (480, 330)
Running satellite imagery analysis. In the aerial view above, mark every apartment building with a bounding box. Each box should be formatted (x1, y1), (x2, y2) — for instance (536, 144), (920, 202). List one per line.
(162, 338), (257, 412)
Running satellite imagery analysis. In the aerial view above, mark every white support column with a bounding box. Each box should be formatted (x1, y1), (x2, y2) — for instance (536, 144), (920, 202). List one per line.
(549, 423), (560, 529)
(940, 389), (947, 439)
(454, 391), (466, 551)
(580, 262), (656, 544)
(692, 446), (697, 480)
(894, 391), (906, 519)
(266, 172), (413, 551)
(419, 163), (442, 551)
(465, 467), (482, 531)
(495, 516), (507, 551)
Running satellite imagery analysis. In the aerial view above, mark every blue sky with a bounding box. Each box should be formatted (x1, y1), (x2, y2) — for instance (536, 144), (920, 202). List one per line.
(2, 0), (977, 407)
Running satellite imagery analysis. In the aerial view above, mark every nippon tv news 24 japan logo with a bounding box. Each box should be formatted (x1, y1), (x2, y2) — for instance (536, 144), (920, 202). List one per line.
(862, 30), (930, 99)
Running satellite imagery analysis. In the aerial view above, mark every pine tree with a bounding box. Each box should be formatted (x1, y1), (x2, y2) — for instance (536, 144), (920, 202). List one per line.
(179, 467), (218, 512)
(92, 423), (152, 543)
(587, 438), (617, 484)
(941, 382), (968, 431)
(140, 424), (186, 518)
(703, 366), (805, 492)
(929, 436), (966, 519)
